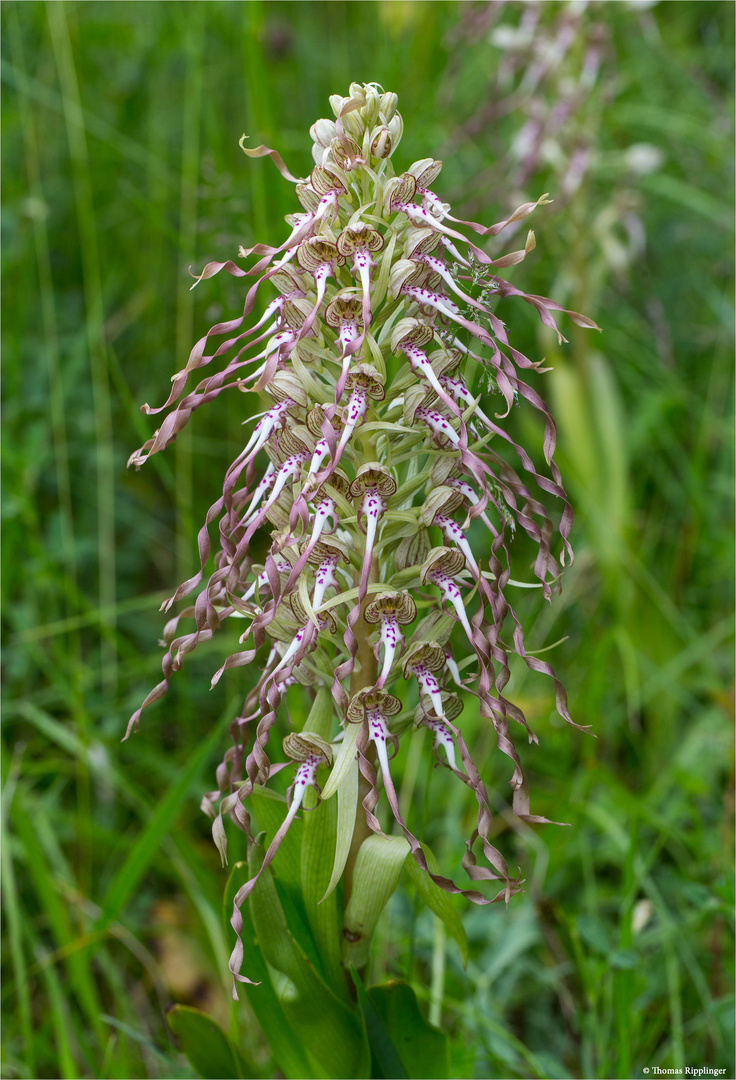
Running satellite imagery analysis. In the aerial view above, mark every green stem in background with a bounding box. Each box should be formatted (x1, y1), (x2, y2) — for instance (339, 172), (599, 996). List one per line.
(428, 917), (446, 1028)
(242, 0), (271, 241)
(47, 0), (111, 901)
(1, 745), (35, 1077)
(10, 6), (77, 616)
(175, 13), (203, 588)
(48, 1), (117, 697)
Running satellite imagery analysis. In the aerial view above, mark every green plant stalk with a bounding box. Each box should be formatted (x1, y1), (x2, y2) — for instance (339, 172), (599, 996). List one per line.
(343, 550), (380, 912)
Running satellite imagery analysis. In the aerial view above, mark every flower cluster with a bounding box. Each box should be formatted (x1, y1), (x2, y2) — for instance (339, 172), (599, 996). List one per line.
(127, 83), (597, 996)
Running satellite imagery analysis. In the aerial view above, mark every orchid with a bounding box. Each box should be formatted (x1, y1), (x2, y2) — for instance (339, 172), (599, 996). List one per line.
(128, 82), (598, 1000)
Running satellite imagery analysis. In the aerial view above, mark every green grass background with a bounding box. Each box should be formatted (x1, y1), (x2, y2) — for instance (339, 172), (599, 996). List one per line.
(2, 2), (733, 1078)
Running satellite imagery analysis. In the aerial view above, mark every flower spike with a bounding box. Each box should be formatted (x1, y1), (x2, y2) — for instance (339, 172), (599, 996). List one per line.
(129, 84), (596, 994)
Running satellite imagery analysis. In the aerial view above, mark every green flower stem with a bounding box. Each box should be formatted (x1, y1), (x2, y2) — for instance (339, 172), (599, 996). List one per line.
(343, 552), (380, 912)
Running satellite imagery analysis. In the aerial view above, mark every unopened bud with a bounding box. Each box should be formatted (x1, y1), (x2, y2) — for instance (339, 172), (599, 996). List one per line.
(341, 110), (365, 141)
(380, 92), (399, 122)
(387, 114), (403, 152)
(310, 118), (336, 148)
(394, 528), (431, 572)
(362, 85), (381, 126)
(329, 94), (346, 117)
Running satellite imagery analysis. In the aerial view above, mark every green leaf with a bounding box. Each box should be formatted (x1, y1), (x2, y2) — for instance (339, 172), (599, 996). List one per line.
(370, 228), (398, 310)
(166, 1004), (251, 1079)
(223, 863), (321, 1080)
(251, 771), (328, 978)
(342, 834), (409, 969)
(12, 796), (107, 1044)
(321, 720), (361, 800)
(249, 788), (303, 894)
(610, 948), (640, 970)
(577, 914), (611, 957)
(301, 789), (346, 996)
(248, 847), (371, 1079)
(639, 171), (731, 226)
(303, 686), (335, 739)
(94, 699), (235, 935)
(367, 981), (449, 1080)
(404, 845), (469, 967)
(350, 967), (408, 1080)
(322, 757), (358, 903)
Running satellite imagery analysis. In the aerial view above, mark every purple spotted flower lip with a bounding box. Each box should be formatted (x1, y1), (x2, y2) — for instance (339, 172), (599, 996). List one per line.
(127, 82), (599, 996)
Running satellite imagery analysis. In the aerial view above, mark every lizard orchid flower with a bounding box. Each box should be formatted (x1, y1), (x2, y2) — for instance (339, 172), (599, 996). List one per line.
(350, 464), (396, 603)
(403, 641), (448, 720)
(337, 224), (385, 331)
(420, 548), (475, 645)
(364, 590), (417, 688)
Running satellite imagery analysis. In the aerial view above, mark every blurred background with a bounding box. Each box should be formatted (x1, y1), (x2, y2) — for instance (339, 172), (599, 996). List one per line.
(2, 2), (733, 1078)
